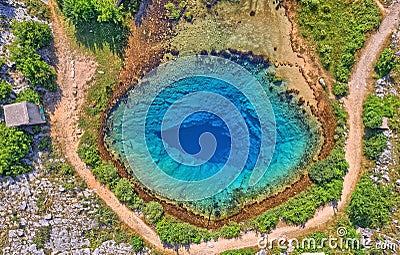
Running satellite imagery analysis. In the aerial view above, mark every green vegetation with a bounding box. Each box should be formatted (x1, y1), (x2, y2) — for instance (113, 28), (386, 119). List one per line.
(0, 80), (12, 100)
(165, 1), (187, 20)
(23, 0), (51, 21)
(374, 49), (395, 78)
(38, 136), (53, 152)
(363, 95), (400, 129)
(298, 0), (381, 82)
(114, 178), (136, 203)
(77, 132), (101, 168)
(308, 146), (348, 184)
(252, 210), (278, 233)
(9, 21), (56, 91)
(11, 21), (52, 48)
(14, 88), (42, 104)
(92, 163), (119, 190)
(0, 123), (33, 176)
(332, 82), (349, 97)
(59, 0), (123, 24)
(156, 219), (203, 247)
(32, 226), (52, 249)
(220, 248), (256, 255)
(143, 201), (164, 225)
(130, 234), (145, 253)
(347, 176), (394, 228)
(217, 222), (241, 239)
(363, 132), (387, 160)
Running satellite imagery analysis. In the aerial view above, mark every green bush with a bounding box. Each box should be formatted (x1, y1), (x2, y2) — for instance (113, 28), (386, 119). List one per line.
(19, 57), (56, 91)
(253, 210), (279, 233)
(77, 132), (102, 168)
(308, 146), (348, 184)
(363, 95), (400, 129)
(347, 176), (394, 228)
(60, 0), (123, 24)
(363, 133), (387, 160)
(280, 194), (316, 226)
(130, 234), (144, 253)
(23, 0), (51, 21)
(0, 123), (33, 176)
(92, 163), (119, 190)
(11, 21), (52, 49)
(0, 80), (12, 100)
(143, 201), (164, 225)
(332, 82), (349, 97)
(374, 49), (395, 78)
(156, 219), (203, 246)
(114, 178), (136, 203)
(220, 248), (256, 255)
(15, 88), (42, 104)
(217, 222), (241, 239)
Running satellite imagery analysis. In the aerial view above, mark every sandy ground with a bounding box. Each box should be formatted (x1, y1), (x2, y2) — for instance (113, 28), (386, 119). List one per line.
(48, 0), (400, 253)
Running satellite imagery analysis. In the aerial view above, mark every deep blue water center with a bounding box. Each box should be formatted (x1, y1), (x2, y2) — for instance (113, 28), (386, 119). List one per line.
(146, 76), (261, 181)
(105, 57), (320, 217)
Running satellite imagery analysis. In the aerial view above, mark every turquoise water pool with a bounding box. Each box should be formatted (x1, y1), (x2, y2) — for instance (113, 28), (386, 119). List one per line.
(105, 55), (321, 217)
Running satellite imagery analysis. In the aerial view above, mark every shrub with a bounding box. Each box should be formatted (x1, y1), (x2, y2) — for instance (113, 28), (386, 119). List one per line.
(347, 176), (394, 228)
(0, 123), (32, 176)
(77, 132), (102, 168)
(11, 21), (52, 49)
(23, 0), (51, 21)
(363, 95), (400, 129)
(332, 82), (349, 97)
(308, 147), (348, 184)
(92, 163), (119, 190)
(374, 49), (395, 78)
(217, 222), (241, 239)
(15, 88), (42, 104)
(156, 219), (203, 246)
(220, 248), (256, 255)
(363, 133), (387, 160)
(130, 234), (144, 253)
(143, 201), (164, 225)
(61, 0), (123, 24)
(253, 210), (279, 233)
(280, 195), (316, 226)
(114, 178), (136, 203)
(0, 80), (12, 100)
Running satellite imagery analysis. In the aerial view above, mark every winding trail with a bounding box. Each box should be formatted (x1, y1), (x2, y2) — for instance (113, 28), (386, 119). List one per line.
(49, 0), (400, 254)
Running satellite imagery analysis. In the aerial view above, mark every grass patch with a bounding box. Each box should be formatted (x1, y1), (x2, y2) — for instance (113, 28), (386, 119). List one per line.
(33, 226), (52, 249)
(297, 0), (381, 82)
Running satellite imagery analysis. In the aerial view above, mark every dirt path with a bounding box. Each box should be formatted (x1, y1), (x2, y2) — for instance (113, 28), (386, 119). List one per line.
(47, 1), (167, 253)
(49, 0), (400, 254)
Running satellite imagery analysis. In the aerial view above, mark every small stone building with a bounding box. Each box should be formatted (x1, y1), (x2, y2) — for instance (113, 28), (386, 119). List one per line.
(3, 102), (46, 127)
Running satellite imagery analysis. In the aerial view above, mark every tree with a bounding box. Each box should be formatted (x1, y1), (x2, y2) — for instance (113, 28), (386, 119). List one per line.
(11, 21), (52, 49)
(143, 201), (164, 225)
(374, 49), (395, 78)
(0, 123), (33, 176)
(347, 176), (394, 228)
(0, 80), (12, 100)
(156, 219), (203, 247)
(61, 0), (122, 24)
(114, 178), (135, 203)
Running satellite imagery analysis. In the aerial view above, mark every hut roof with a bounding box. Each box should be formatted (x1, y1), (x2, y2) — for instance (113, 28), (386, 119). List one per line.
(3, 102), (46, 127)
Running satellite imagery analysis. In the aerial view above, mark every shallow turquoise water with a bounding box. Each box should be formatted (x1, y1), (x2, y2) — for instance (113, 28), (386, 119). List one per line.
(105, 56), (321, 217)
